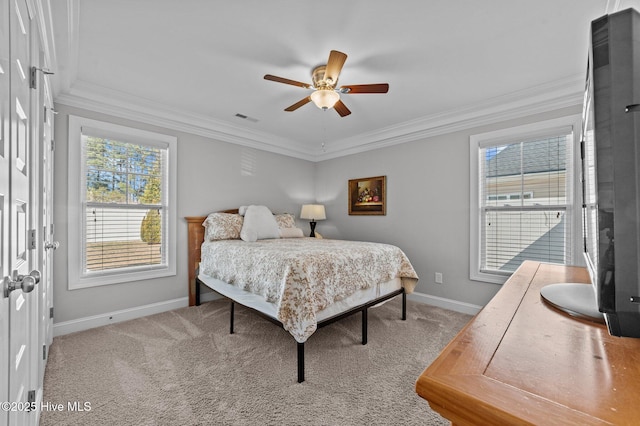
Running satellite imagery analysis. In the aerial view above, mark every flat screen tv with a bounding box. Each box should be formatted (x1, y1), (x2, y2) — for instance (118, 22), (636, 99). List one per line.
(540, 8), (640, 338)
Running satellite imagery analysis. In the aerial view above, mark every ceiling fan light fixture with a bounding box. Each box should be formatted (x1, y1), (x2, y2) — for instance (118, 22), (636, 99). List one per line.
(265, 50), (387, 117)
(310, 89), (340, 110)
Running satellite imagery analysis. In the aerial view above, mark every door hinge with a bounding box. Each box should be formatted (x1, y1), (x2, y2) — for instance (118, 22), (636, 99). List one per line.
(43, 344), (47, 360)
(28, 229), (37, 250)
(50, 307), (54, 319)
(30, 66), (54, 89)
(30, 67), (37, 89)
(27, 390), (35, 404)
(51, 138), (55, 152)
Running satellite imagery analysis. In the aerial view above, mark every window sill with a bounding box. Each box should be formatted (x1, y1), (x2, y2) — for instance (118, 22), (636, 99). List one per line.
(470, 270), (509, 285)
(69, 266), (176, 290)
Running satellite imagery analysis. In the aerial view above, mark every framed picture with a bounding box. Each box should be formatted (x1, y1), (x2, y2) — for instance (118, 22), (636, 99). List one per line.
(348, 175), (386, 215)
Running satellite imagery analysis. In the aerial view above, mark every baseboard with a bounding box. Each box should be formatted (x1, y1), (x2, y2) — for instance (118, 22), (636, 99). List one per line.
(53, 292), (222, 337)
(407, 291), (482, 316)
(53, 290), (474, 337)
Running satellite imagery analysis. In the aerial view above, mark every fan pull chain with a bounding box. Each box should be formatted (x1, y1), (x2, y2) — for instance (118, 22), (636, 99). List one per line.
(322, 110), (327, 152)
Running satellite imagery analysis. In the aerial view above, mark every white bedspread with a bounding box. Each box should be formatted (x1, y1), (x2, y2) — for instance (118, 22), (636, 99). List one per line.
(199, 238), (419, 342)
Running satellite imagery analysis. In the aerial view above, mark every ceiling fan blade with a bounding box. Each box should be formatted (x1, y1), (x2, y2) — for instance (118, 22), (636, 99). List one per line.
(340, 83), (389, 94)
(264, 74), (311, 89)
(333, 100), (351, 117)
(285, 96), (312, 112)
(324, 50), (348, 85)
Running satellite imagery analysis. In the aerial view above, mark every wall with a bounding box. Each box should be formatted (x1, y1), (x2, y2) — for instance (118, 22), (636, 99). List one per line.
(52, 104), (316, 324)
(52, 103), (582, 326)
(315, 105), (581, 309)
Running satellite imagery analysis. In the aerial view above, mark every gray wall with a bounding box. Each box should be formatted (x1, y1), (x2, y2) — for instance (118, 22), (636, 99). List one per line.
(52, 102), (581, 323)
(315, 105), (581, 308)
(52, 104), (316, 323)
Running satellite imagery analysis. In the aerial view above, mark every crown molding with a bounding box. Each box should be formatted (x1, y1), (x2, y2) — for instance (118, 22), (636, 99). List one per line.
(47, 0), (598, 162)
(55, 81), (316, 161)
(47, 0), (251, 153)
(55, 74), (583, 163)
(315, 74), (584, 161)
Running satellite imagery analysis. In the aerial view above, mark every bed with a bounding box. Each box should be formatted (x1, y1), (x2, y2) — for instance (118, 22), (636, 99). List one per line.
(185, 208), (419, 383)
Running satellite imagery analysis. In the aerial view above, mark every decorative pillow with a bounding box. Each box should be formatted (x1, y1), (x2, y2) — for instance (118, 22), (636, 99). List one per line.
(240, 205), (281, 242)
(279, 227), (304, 238)
(202, 213), (243, 241)
(274, 213), (296, 229)
(240, 227), (258, 242)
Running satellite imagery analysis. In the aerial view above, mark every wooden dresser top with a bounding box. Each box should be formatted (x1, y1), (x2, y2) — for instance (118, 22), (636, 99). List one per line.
(416, 261), (640, 425)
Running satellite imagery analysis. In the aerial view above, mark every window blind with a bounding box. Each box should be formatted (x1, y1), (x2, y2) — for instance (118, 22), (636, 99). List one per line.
(479, 132), (573, 274)
(81, 133), (168, 276)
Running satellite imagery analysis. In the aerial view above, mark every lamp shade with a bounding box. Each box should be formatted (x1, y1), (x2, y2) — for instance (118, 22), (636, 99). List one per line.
(310, 89), (339, 110)
(300, 204), (326, 221)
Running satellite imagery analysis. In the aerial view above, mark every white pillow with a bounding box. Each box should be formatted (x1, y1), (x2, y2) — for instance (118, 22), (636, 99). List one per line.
(240, 205), (280, 242)
(279, 227), (304, 238)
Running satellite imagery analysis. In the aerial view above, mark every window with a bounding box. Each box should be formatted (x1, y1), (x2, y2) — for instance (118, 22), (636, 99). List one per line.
(470, 116), (582, 284)
(68, 116), (177, 289)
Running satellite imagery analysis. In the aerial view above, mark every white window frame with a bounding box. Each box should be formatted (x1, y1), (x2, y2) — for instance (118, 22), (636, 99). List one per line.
(469, 115), (583, 284)
(68, 116), (177, 289)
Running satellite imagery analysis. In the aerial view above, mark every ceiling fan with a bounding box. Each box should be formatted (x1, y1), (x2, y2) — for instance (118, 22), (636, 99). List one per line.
(264, 50), (389, 117)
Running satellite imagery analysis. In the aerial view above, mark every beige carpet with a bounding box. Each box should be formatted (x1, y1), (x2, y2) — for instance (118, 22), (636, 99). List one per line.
(41, 297), (471, 425)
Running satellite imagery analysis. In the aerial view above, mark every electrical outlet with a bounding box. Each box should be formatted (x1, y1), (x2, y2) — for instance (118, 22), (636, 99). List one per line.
(435, 272), (443, 284)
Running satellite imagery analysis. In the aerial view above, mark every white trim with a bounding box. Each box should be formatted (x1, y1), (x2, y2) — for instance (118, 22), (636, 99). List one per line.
(469, 115), (583, 284)
(318, 75), (584, 161)
(56, 80), (316, 161)
(475, 124), (574, 149)
(43, 0), (78, 96)
(407, 292), (482, 316)
(52, 290), (470, 337)
(53, 297), (189, 336)
(67, 115), (178, 289)
(54, 75), (585, 162)
(53, 292), (221, 336)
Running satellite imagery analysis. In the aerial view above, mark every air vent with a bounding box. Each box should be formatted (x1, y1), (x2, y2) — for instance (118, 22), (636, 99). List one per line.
(235, 113), (259, 123)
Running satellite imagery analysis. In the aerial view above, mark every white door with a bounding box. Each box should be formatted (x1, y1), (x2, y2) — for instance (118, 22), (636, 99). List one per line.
(36, 59), (55, 390)
(41, 94), (55, 341)
(2, 0), (38, 425)
(0, 0), (11, 419)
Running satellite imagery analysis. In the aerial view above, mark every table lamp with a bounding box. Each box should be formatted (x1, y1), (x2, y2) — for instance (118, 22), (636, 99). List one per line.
(300, 204), (326, 237)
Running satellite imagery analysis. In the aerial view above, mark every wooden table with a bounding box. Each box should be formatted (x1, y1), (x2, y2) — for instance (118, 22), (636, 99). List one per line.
(415, 261), (640, 425)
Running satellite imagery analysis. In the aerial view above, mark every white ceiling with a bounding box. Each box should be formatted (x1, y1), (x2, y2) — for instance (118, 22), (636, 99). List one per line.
(47, 0), (637, 161)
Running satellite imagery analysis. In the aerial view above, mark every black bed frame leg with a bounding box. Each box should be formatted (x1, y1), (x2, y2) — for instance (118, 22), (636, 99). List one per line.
(402, 288), (407, 321)
(362, 308), (368, 345)
(297, 343), (305, 383)
(230, 301), (235, 334)
(195, 280), (201, 306)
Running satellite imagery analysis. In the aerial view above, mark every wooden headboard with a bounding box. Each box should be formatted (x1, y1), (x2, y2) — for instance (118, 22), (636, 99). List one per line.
(185, 209), (238, 306)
